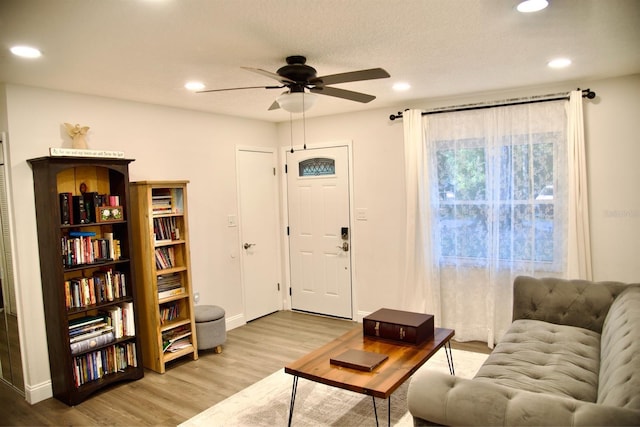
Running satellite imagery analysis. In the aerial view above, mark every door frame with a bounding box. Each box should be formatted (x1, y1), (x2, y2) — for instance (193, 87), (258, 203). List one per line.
(236, 145), (284, 323)
(280, 140), (357, 319)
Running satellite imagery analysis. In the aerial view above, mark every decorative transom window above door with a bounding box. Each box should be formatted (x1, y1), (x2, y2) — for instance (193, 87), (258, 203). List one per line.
(299, 158), (336, 177)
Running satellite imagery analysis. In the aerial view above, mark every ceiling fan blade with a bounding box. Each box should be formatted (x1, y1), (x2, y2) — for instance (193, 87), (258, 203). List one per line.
(196, 85), (282, 93)
(310, 86), (376, 103)
(268, 100), (280, 110)
(311, 68), (390, 86)
(241, 67), (296, 85)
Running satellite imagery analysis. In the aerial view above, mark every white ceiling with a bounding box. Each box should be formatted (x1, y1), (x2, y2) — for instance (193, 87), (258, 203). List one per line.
(1, 0), (639, 123)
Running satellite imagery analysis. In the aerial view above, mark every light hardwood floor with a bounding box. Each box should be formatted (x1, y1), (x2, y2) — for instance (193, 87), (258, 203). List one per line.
(0, 310), (491, 426)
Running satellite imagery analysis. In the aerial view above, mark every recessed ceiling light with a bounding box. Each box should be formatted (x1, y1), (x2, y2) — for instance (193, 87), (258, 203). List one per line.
(393, 82), (411, 91)
(517, 0), (549, 13)
(10, 45), (42, 58)
(548, 58), (571, 69)
(184, 81), (205, 91)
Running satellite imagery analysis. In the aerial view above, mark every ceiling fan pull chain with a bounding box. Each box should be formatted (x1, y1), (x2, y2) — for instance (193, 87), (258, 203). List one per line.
(302, 93), (307, 150)
(290, 111), (294, 153)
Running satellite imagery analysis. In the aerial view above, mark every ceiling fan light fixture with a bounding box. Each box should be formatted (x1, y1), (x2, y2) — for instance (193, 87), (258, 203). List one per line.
(277, 91), (318, 113)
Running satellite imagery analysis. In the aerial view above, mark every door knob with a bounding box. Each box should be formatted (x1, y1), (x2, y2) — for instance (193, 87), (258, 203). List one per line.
(337, 241), (349, 252)
(243, 243), (256, 250)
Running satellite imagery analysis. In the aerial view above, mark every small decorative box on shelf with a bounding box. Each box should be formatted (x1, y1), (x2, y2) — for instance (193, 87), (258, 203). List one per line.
(363, 308), (434, 345)
(97, 206), (123, 222)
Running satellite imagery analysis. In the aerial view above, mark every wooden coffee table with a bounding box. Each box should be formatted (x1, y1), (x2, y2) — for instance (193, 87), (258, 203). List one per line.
(284, 326), (455, 426)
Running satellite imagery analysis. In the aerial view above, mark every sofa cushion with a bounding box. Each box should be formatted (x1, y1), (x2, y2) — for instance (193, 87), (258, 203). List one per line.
(598, 285), (640, 410)
(474, 319), (600, 402)
(512, 276), (630, 333)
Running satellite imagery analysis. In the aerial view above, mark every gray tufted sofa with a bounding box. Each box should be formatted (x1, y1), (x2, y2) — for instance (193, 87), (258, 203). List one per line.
(407, 276), (640, 426)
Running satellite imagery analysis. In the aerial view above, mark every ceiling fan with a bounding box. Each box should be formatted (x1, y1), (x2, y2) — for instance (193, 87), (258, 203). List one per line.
(197, 55), (390, 112)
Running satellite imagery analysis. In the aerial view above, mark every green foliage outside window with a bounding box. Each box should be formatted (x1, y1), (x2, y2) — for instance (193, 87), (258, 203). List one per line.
(435, 134), (559, 263)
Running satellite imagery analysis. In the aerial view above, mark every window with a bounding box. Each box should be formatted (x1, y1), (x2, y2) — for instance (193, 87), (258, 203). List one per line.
(299, 158), (335, 177)
(428, 104), (566, 269)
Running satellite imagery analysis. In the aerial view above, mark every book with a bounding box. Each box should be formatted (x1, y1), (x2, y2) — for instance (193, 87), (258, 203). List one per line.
(70, 326), (113, 344)
(83, 192), (102, 222)
(121, 301), (135, 336)
(70, 331), (114, 354)
(165, 337), (191, 352)
(363, 309), (434, 345)
(59, 192), (73, 225)
(103, 305), (123, 338)
(69, 315), (105, 330)
(330, 349), (388, 371)
(68, 230), (97, 237)
(103, 232), (115, 260)
(69, 321), (109, 337)
(158, 287), (185, 299)
(162, 325), (192, 352)
(72, 195), (89, 224)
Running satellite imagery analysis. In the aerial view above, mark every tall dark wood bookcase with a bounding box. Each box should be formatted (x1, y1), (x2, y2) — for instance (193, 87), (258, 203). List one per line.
(28, 156), (143, 405)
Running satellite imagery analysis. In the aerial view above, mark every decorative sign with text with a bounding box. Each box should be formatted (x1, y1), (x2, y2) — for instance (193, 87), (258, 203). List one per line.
(50, 147), (125, 158)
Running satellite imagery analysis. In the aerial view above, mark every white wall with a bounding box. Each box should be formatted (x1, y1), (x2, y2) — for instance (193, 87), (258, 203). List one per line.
(583, 74), (640, 282)
(2, 73), (639, 404)
(276, 74), (640, 319)
(3, 84), (277, 402)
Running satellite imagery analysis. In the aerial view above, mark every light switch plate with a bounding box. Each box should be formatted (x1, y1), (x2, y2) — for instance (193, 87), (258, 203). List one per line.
(227, 214), (237, 227)
(356, 208), (367, 221)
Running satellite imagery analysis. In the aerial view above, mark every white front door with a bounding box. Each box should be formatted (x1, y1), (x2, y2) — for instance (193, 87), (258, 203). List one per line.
(286, 146), (352, 319)
(237, 148), (281, 322)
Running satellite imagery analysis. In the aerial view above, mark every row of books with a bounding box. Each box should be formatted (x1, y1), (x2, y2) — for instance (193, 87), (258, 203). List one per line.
(151, 190), (174, 215)
(60, 192), (121, 225)
(72, 342), (137, 388)
(64, 269), (127, 309)
(155, 247), (176, 270)
(162, 325), (192, 353)
(69, 315), (114, 355)
(157, 273), (183, 299)
(159, 301), (180, 325)
(153, 216), (181, 242)
(103, 302), (136, 339)
(68, 302), (135, 352)
(61, 232), (121, 268)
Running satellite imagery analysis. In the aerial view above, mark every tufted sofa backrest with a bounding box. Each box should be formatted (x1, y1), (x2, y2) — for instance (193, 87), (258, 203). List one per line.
(598, 285), (640, 409)
(512, 276), (635, 333)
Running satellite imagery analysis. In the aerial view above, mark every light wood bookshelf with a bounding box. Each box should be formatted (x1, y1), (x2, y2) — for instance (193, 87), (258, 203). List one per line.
(129, 180), (198, 373)
(28, 156), (144, 405)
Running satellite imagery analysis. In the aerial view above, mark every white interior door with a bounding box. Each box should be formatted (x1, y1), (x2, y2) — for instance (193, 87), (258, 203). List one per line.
(286, 146), (352, 319)
(237, 148), (281, 322)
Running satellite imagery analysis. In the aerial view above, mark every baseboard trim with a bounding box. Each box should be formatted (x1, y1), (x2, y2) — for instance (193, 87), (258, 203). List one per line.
(24, 379), (52, 404)
(225, 312), (245, 331)
(356, 310), (372, 323)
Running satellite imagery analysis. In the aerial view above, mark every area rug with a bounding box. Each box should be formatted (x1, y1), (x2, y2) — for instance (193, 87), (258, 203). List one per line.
(180, 348), (488, 426)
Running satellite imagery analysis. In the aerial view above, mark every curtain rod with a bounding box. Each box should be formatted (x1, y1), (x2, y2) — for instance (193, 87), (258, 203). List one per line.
(388, 88), (596, 121)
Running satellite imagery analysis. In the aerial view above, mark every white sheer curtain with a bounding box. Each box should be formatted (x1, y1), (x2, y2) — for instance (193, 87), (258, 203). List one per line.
(567, 90), (593, 279)
(411, 100), (570, 345)
(401, 110), (440, 317)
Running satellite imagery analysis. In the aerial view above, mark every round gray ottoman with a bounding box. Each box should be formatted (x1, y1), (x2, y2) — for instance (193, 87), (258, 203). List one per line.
(194, 305), (226, 353)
